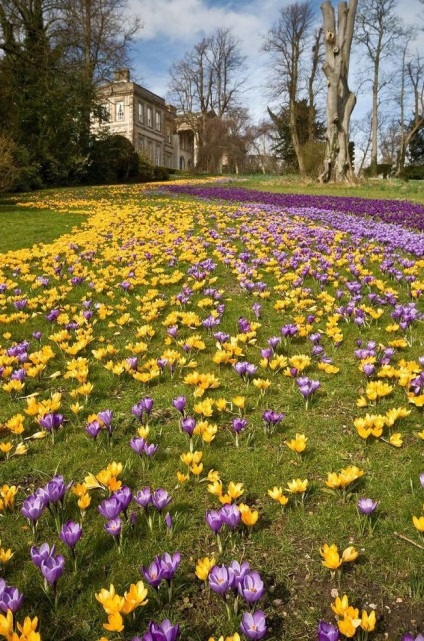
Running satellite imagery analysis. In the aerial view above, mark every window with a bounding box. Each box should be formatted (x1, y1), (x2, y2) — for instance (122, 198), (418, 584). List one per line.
(155, 143), (162, 166)
(115, 101), (124, 121)
(147, 107), (153, 128)
(166, 127), (172, 143)
(137, 133), (144, 151)
(146, 139), (153, 161)
(100, 103), (109, 123)
(137, 101), (144, 124)
(155, 111), (161, 132)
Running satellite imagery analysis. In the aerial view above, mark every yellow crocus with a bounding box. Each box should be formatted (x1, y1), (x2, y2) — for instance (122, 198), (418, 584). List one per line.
(103, 611), (124, 632)
(195, 556), (216, 581)
(227, 481), (244, 499)
(341, 546), (359, 563)
(360, 609), (376, 632)
(413, 515), (424, 532)
(331, 594), (349, 616)
(239, 503), (259, 527)
(121, 581), (148, 614)
(286, 478), (308, 494)
(320, 543), (342, 570)
(285, 433), (308, 454)
(0, 609), (13, 636)
(0, 547), (13, 564)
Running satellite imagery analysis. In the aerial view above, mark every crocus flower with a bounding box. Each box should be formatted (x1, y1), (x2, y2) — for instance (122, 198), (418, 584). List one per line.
(205, 509), (223, 533)
(40, 554), (65, 586)
(85, 420), (102, 439)
(181, 416), (196, 435)
(141, 619), (179, 641)
(142, 560), (164, 589)
(98, 496), (122, 520)
(104, 517), (122, 538)
(21, 494), (46, 526)
(172, 396), (187, 415)
(357, 498), (378, 515)
(151, 489), (172, 512)
(317, 620), (340, 641)
(60, 521), (82, 549)
(238, 571), (265, 604)
(208, 564), (235, 595)
(135, 487), (152, 508)
(240, 610), (267, 640)
(30, 543), (56, 568)
(39, 413), (64, 434)
(220, 504), (241, 530)
(157, 552), (181, 581)
(98, 410), (113, 432)
(0, 584), (24, 614)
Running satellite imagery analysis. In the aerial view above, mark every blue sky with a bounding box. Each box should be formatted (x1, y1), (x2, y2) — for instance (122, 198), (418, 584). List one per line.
(128, 0), (423, 125)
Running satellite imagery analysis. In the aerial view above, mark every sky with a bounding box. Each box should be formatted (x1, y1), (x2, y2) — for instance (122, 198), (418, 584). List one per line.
(127, 0), (424, 126)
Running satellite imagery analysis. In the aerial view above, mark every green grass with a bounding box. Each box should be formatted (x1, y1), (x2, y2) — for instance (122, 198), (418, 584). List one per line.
(232, 174), (424, 204)
(0, 179), (423, 641)
(0, 197), (87, 252)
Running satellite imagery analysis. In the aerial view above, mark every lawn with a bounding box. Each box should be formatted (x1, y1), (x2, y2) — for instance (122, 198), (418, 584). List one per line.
(0, 177), (424, 641)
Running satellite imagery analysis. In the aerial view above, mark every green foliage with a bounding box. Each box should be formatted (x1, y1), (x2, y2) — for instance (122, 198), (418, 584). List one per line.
(399, 164), (424, 181)
(86, 135), (140, 184)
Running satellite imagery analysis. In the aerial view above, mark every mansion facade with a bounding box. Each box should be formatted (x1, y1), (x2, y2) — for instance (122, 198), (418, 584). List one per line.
(92, 69), (195, 171)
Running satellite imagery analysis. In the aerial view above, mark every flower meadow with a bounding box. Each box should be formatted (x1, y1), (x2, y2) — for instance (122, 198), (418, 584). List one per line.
(1, 181), (424, 640)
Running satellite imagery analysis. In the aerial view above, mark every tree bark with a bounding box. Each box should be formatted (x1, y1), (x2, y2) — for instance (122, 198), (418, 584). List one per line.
(319, 0), (358, 182)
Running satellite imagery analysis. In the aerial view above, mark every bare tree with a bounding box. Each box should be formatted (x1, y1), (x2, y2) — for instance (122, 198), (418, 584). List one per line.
(263, 1), (321, 175)
(319, 0), (358, 183)
(398, 53), (424, 169)
(354, 0), (405, 172)
(168, 28), (246, 171)
(57, 0), (141, 85)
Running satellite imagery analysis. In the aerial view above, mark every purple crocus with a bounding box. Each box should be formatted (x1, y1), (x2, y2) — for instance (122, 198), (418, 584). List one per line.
(205, 509), (223, 533)
(142, 559), (165, 589)
(232, 418), (248, 433)
(419, 473), (424, 489)
(238, 571), (265, 604)
(296, 377), (320, 406)
(98, 496), (122, 520)
(151, 489), (172, 512)
(85, 420), (102, 440)
(130, 436), (146, 455)
(140, 619), (179, 641)
(240, 610), (267, 640)
(357, 498), (378, 515)
(104, 517), (122, 538)
(220, 503), (241, 530)
(157, 551), (181, 581)
(0, 583), (24, 614)
(317, 621), (340, 641)
(98, 409), (113, 432)
(38, 412), (64, 434)
(208, 564), (235, 595)
(60, 521), (82, 549)
(181, 416), (196, 436)
(21, 494), (46, 526)
(134, 487), (152, 508)
(40, 554), (65, 586)
(172, 396), (187, 416)
(30, 543), (56, 568)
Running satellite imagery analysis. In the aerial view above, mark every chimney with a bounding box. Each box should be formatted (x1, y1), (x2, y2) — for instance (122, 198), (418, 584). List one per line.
(114, 69), (130, 82)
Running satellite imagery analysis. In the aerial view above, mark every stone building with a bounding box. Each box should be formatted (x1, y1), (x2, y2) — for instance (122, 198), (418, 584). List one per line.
(92, 69), (194, 171)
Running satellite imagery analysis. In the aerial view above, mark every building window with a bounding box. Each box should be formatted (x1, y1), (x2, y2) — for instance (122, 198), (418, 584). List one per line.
(147, 107), (153, 128)
(146, 139), (153, 161)
(115, 101), (125, 121)
(137, 133), (144, 152)
(155, 143), (162, 166)
(100, 103), (109, 123)
(166, 127), (172, 143)
(137, 102), (144, 124)
(155, 111), (161, 132)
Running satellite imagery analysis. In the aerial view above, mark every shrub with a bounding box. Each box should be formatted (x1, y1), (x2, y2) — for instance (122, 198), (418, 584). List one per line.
(86, 134), (140, 185)
(399, 164), (424, 181)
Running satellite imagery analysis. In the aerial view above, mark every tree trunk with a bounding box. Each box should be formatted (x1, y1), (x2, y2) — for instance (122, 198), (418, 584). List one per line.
(319, 0), (358, 183)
